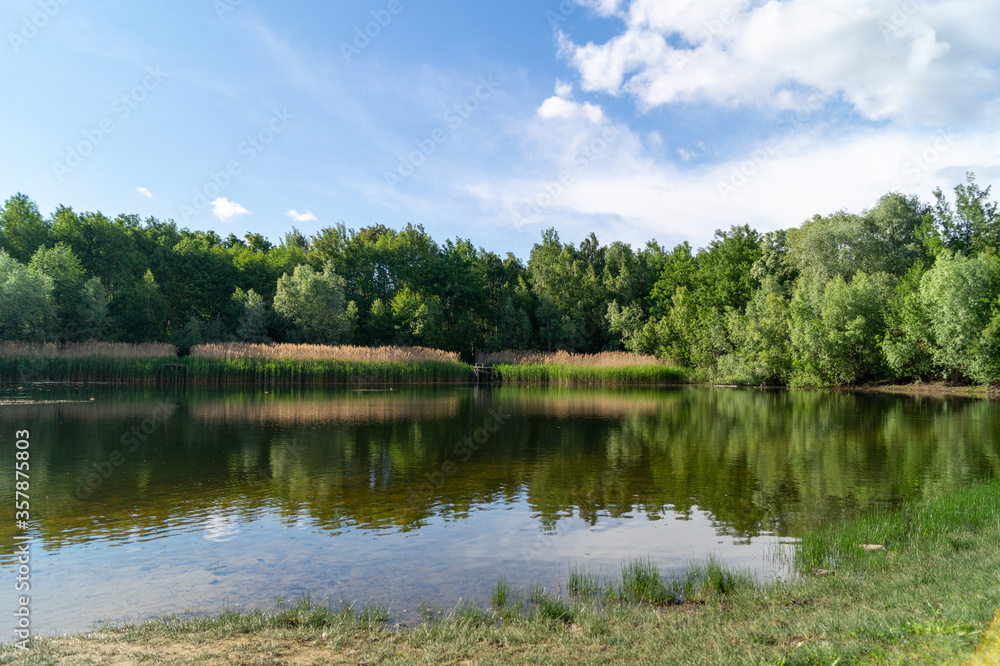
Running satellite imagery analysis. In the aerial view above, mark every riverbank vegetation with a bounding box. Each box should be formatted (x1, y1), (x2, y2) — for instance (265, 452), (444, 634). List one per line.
(7, 480), (999, 664)
(0, 341), (471, 383)
(1, 174), (999, 386)
(0, 341), (684, 384)
(478, 350), (687, 385)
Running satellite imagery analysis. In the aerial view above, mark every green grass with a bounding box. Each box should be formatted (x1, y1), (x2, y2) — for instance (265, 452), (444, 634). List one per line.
(496, 362), (690, 386)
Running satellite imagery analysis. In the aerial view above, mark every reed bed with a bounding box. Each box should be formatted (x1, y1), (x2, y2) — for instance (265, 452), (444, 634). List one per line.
(182, 357), (471, 384)
(186, 343), (470, 384)
(476, 350), (672, 367)
(0, 341), (178, 382)
(193, 342), (462, 364)
(496, 363), (689, 386)
(0, 341), (177, 359)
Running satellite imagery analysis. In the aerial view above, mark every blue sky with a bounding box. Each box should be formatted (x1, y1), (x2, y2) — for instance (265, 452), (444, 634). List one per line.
(2, 0), (998, 259)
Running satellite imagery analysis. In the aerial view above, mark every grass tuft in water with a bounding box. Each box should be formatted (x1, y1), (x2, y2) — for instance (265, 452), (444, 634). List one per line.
(568, 565), (604, 599)
(491, 577), (514, 609)
(619, 557), (671, 604)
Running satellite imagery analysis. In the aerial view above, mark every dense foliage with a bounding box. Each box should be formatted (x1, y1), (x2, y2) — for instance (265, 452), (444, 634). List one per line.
(1, 173), (999, 384)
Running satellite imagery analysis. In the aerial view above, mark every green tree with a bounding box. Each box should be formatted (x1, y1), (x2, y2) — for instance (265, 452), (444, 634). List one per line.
(790, 272), (895, 385)
(932, 172), (1000, 255)
(390, 287), (443, 348)
(115, 270), (168, 342)
(0, 251), (55, 341)
(76, 277), (111, 341)
(0, 193), (50, 263)
(492, 294), (532, 350)
(718, 278), (792, 384)
(881, 263), (935, 380)
(28, 243), (86, 341)
(234, 288), (270, 343)
(606, 301), (645, 353)
(273, 263), (355, 345)
(918, 252), (1000, 383)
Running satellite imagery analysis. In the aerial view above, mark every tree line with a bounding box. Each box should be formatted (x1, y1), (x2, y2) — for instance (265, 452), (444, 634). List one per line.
(0, 173), (998, 385)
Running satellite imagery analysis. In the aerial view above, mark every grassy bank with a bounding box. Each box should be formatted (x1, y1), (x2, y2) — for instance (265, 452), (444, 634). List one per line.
(7, 481), (999, 664)
(480, 350), (690, 386)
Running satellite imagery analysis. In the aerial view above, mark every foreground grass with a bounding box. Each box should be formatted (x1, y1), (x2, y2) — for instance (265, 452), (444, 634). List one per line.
(6, 482), (1000, 665)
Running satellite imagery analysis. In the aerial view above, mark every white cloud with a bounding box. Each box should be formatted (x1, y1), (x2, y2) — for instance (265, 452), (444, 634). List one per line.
(211, 197), (251, 223)
(575, 0), (625, 18)
(286, 209), (318, 222)
(464, 118), (1000, 250)
(136, 186), (153, 198)
(559, 0), (1000, 124)
(537, 96), (607, 124)
(554, 79), (574, 98)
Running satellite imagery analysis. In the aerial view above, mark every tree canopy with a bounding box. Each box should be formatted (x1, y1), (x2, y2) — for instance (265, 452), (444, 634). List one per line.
(1, 174), (999, 384)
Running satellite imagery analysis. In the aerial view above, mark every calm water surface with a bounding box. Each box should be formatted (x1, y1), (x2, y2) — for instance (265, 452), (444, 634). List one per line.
(1, 383), (998, 636)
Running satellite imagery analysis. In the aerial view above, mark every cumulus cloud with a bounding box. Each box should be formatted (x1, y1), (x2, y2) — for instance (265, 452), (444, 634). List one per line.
(464, 113), (997, 250)
(211, 197), (251, 222)
(559, 0), (1000, 124)
(537, 96), (607, 124)
(136, 187), (153, 198)
(286, 209), (318, 222)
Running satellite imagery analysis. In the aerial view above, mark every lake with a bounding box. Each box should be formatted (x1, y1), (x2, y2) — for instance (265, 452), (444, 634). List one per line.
(2, 383), (998, 636)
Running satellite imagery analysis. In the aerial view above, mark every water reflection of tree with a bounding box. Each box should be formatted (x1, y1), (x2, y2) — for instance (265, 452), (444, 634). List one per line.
(1, 386), (998, 557)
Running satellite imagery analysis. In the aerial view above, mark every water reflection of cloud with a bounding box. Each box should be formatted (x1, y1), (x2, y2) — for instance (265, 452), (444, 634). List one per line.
(203, 511), (241, 542)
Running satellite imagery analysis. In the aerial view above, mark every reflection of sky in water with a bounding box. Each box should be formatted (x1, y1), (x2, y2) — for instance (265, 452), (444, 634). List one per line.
(9, 494), (784, 637)
(4, 383), (997, 639)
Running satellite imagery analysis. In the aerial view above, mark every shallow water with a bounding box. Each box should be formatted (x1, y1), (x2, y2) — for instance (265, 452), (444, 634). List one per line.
(1, 383), (998, 636)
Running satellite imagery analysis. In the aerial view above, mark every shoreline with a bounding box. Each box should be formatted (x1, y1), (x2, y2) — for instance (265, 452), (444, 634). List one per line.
(849, 381), (1000, 399)
(6, 482), (999, 664)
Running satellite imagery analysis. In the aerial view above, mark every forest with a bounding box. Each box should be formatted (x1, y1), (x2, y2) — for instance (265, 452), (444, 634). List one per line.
(0, 173), (998, 386)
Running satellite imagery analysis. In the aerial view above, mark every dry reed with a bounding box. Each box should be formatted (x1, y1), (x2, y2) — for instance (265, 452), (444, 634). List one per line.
(0, 341), (177, 359)
(192, 343), (463, 365)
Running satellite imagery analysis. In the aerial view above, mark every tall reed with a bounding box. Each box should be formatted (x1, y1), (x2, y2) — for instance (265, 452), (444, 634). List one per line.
(193, 342), (462, 364)
(186, 342), (470, 384)
(0, 341), (178, 382)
